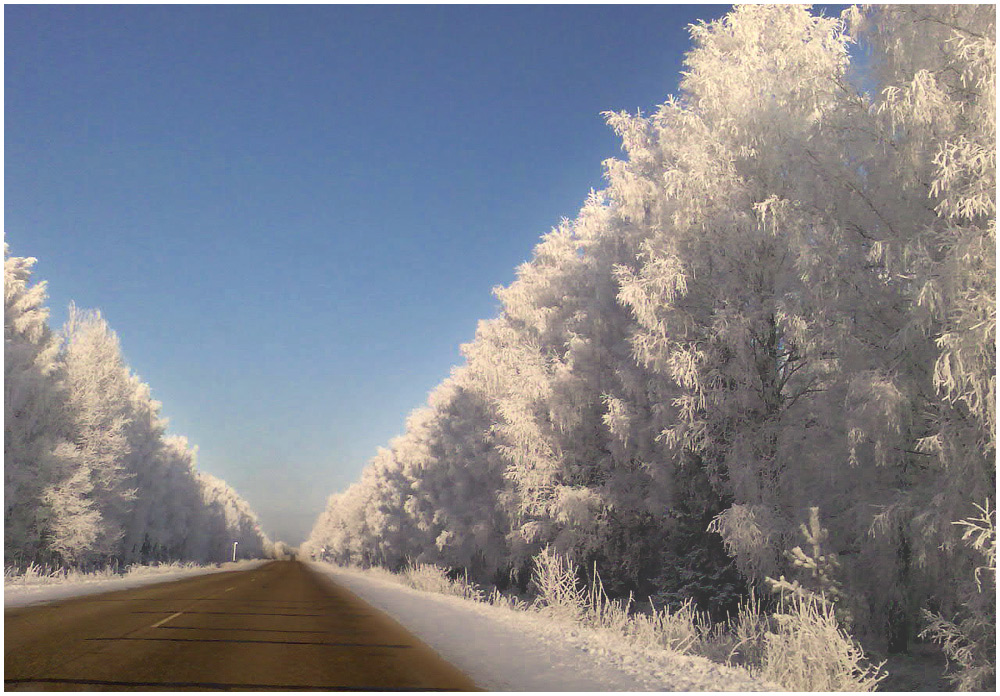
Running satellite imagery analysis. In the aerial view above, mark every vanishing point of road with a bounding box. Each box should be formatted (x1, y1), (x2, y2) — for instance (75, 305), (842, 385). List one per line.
(5, 560), (479, 690)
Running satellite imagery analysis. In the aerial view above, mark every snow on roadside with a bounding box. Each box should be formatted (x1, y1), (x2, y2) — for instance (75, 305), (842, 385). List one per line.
(310, 561), (771, 692)
(4, 559), (269, 609)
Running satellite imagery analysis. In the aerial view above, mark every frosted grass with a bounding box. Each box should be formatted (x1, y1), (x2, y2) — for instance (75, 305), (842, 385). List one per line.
(326, 549), (885, 692)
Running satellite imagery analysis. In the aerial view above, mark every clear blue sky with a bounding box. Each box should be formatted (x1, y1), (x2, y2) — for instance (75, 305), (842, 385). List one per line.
(6, 4), (840, 544)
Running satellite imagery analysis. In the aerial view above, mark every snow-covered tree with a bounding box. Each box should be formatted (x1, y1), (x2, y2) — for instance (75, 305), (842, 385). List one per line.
(304, 449), (408, 569)
(610, 4), (861, 585)
(303, 368), (510, 582)
(5, 245), (272, 569)
(840, 3), (995, 654)
(4, 246), (82, 564)
(606, 3), (994, 649)
(145, 435), (206, 560)
(55, 305), (140, 563)
(193, 471), (270, 562)
(307, 4), (993, 670)
(394, 369), (509, 581)
(459, 194), (684, 595)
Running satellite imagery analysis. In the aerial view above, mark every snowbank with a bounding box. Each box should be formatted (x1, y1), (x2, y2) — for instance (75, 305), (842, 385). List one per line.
(4, 559), (268, 609)
(310, 561), (770, 692)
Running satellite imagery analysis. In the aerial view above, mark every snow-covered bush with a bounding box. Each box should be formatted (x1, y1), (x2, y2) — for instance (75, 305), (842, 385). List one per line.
(530, 547), (588, 621)
(532, 548), (710, 658)
(4, 559), (204, 587)
(403, 562), (484, 602)
(760, 594), (885, 692)
(4, 562), (72, 586)
(723, 592), (770, 669)
(627, 599), (703, 655)
(487, 587), (527, 611)
(585, 565), (635, 634)
(758, 509), (884, 690)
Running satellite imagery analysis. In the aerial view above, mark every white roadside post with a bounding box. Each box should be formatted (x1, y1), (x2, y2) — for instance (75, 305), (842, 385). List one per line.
(232, 540), (238, 563)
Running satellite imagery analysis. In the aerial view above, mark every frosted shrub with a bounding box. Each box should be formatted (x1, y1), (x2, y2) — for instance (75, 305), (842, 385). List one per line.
(4, 562), (62, 585)
(760, 594), (884, 692)
(402, 562), (452, 594)
(123, 560), (200, 577)
(530, 547), (587, 620)
(588, 561), (716, 658)
(725, 592), (770, 668)
(585, 564), (634, 633)
(758, 508), (883, 690)
(4, 559), (206, 587)
(4, 561), (118, 586)
(374, 550), (892, 691)
(628, 598), (702, 654)
(488, 587), (527, 610)
(354, 563), (398, 584)
(920, 610), (995, 691)
(448, 570), (485, 602)
(530, 550), (717, 658)
(771, 508), (850, 624)
(403, 562), (484, 602)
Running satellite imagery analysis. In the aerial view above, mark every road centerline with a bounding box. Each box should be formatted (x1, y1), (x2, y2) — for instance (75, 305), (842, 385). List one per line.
(148, 611), (183, 629)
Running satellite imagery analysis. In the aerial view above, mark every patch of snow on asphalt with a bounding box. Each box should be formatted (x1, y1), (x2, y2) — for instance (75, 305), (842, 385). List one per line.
(4, 560), (269, 609)
(310, 561), (770, 692)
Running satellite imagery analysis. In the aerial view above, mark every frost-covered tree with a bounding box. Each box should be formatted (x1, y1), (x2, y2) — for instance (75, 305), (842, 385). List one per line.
(394, 369), (509, 581)
(56, 305), (140, 563)
(304, 449), (401, 568)
(303, 369), (510, 581)
(612, 4), (864, 585)
(306, 4), (994, 669)
(605, 3), (994, 650)
(4, 246), (79, 564)
(114, 375), (168, 562)
(144, 435), (206, 560)
(302, 490), (363, 566)
(187, 470), (270, 562)
(5, 245), (272, 569)
(840, 4), (996, 653)
(460, 195), (683, 595)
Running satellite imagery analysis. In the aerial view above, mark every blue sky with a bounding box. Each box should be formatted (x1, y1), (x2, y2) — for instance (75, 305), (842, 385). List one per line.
(7, 4), (846, 544)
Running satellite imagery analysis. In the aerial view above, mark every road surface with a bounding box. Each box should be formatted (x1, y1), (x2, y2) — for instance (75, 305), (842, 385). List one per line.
(5, 560), (479, 690)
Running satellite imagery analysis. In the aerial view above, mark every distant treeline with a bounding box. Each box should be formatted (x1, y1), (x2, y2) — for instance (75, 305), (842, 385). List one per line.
(5, 245), (273, 568)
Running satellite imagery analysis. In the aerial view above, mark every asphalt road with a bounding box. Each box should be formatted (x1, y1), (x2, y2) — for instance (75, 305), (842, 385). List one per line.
(5, 560), (479, 691)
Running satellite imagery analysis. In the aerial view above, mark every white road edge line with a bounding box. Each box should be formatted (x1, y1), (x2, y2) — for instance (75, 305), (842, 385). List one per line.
(150, 611), (183, 629)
